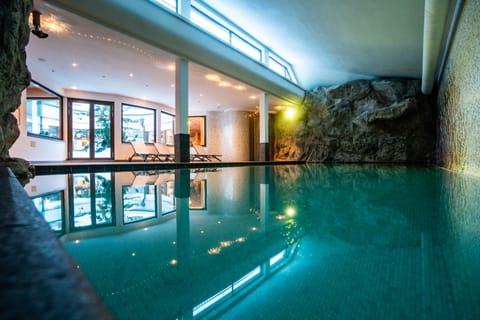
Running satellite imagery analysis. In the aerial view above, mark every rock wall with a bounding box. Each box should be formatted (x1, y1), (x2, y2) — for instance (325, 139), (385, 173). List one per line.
(0, 0), (34, 183)
(438, 0), (480, 176)
(274, 79), (436, 163)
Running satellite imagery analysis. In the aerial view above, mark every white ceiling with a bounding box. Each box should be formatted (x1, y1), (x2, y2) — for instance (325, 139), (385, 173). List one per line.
(28, 0), (280, 113)
(28, 0), (451, 112)
(203, 0), (426, 90)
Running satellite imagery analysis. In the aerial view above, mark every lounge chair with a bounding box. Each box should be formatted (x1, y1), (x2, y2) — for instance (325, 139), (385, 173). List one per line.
(190, 146), (209, 161)
(128, 141), (161, 161)
(153, 143), (175, 162)
(193, 144), (222, 162)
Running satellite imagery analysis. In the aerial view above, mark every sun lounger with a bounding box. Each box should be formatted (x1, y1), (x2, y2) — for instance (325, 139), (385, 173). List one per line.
(190, 146), (209, 161)
(153, 143), (175, 162)
(128, 141), (161, 161)
(193, 144), (222, 162)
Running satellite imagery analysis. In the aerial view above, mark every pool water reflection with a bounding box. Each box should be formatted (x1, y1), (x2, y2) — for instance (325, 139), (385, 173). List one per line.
(25, 165), (480, 319)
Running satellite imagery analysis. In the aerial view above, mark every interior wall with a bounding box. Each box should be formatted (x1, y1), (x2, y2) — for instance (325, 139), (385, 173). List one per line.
(10, 88), (175, 162)
(437, 0), (480, 176)
(11, 85), (253, 162)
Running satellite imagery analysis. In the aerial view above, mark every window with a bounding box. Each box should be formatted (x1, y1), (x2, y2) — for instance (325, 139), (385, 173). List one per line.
(191, 7), (230, 42)
(122, 104), (156, 143)
(231, 33), (262, 61)
(269, 56), (289, 79)
(160, 111), (175, 145)
(151, 0), (177, 12)
(26, 81), (62, 139)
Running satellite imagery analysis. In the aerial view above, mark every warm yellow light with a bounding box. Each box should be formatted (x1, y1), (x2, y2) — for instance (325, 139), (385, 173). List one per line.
(205, 74), (221, 82)
(170, 259), (177, 265)
(285, 107), (295, 119)
(235, 237), (246, 243)
(32, 15), (68, 34)
(234, 85), (246, 91)
(249, 95), (257, 100)
(71, 62), (78, 68)
(167, 64), (175, 71)
(285, 207), (296, 217)
(218, 81), (231, 87)
(208, 247), (221, 255)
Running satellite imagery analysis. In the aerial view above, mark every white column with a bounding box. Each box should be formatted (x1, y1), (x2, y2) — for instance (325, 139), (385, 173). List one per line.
(175, 58), (189, 135)
(175, 58), (190, 162)
(259, 92), (269, 144)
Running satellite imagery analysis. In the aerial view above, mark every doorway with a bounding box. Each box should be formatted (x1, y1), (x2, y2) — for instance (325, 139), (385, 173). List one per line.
(68, 99), (114, 160)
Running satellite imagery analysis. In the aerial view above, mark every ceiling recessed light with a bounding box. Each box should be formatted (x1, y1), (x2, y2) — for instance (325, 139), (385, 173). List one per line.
(71, 62), (78, 67)
(71, 86), (78, 90)
(129, 73), (134, 77)
(170, 84), (175, 88)
(234, 85), (246, 91)
(199, 93), (203, 97)
(249, 95), (257, 100)
(205, 74), (221, 82)
(219, 81), (231, 87)
(168, 64), (175, 71)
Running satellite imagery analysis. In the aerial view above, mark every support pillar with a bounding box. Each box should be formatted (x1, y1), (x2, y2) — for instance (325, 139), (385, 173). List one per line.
(259, 93), (270, 161)
(175, 58), (190, 162)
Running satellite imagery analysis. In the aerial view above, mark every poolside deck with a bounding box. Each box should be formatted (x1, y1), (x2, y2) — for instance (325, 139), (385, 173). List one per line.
(32, 160), (305, 175)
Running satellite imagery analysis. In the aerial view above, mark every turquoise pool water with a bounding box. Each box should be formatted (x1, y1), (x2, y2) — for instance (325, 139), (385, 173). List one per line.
(26, 165), (480, 319)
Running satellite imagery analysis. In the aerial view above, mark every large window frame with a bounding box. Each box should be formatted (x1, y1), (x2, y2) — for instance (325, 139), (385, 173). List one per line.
(26, 80), (63, 140)
(122, 104), (157, 143)
(68, 98), (114, 160)
(160, 111), (175, 145)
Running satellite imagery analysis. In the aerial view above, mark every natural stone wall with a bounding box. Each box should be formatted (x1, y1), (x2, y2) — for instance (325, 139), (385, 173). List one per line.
(274, 79), (435, 163)
(438, 0), (480, 176)
(0, 0), (34, 183)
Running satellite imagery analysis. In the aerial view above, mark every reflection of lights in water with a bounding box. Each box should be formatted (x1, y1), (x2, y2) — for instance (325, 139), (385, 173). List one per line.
(276, 214), (285, 220)
(74, 240), (80, 244)
(251, 227), (257, 231)
(286, 207), (296, 217)
(235, 237), (246, 243)
(172, 241), (176, 245)
(217, 220), (222, 224)
(200, 230), (205, 234)
(131, 252), (136, 257)
(170, 259), (177, 265)
(220, 241), (232, 248)
(143, 227), (148, 231)
(208, 248), (221, 255)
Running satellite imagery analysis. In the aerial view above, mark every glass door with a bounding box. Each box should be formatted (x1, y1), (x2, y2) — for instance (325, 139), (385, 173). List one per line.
(69, 99), (113, 159)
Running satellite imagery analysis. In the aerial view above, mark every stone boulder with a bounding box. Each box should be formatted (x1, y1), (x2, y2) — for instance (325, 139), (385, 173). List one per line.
(0, 0), (34, 183)
(274, 79), (435, 163)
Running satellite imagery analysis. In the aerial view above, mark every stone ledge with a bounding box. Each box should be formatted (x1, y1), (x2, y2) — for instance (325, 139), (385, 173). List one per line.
(0, 167), (113, 320)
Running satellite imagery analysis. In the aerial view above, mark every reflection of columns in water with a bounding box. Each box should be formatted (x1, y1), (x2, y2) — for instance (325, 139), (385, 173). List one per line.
(259, 184), (269, 232)
(174, 169), (191, 269)
(257, 166), (271, 232)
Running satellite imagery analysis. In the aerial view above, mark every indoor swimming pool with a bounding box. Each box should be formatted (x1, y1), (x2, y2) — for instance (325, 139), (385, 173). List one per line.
(25, 164), (480, 319)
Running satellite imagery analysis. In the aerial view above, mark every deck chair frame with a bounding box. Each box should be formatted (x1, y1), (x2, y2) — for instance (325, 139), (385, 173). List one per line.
(128, 141), (161, 161)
